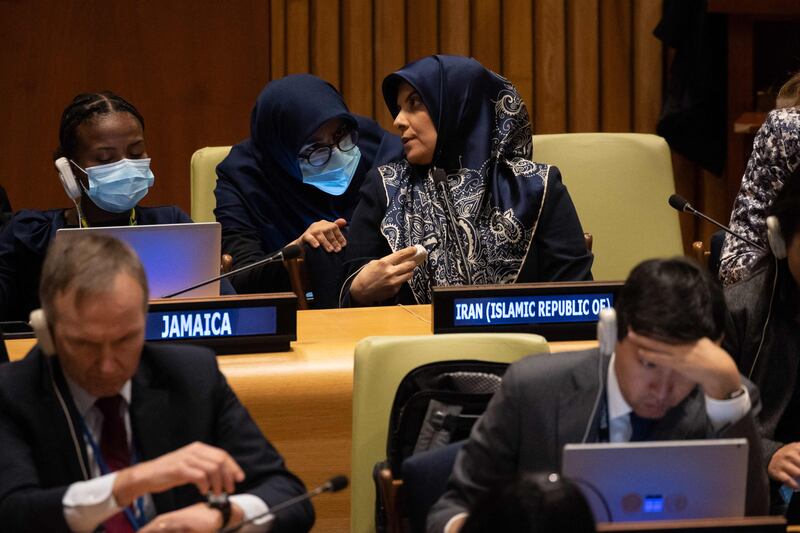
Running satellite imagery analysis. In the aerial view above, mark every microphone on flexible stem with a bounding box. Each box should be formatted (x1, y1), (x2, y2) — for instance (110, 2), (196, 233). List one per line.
(219, 475), (349, 533)
(432, 167), (473, 284)
(667, 194), (768, 253)
(161, 243), (303, 298)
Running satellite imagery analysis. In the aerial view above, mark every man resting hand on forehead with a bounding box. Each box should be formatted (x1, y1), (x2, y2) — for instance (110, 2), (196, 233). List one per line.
(429, 258), (768, 533)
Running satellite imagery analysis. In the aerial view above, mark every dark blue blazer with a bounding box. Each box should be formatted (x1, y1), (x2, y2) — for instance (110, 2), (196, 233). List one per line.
(0, 343), (313, 533)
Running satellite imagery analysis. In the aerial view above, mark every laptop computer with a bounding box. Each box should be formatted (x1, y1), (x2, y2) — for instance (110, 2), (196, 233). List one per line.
(57, 222), (221, 299)
(561, 439), (748, 523)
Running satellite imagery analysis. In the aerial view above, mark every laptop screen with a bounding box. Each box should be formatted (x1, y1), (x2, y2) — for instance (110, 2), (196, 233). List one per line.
(561, 439), (748, 523)
(57, 223), (221, 299)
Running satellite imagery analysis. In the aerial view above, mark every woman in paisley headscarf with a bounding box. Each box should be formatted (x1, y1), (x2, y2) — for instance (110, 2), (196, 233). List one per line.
(342, 55), (593, 306)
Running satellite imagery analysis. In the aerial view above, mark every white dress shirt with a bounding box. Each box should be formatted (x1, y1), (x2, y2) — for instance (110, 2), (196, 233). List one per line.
(60, 377), (271, 532)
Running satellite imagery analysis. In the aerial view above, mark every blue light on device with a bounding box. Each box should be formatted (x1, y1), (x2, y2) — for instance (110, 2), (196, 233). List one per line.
(452, 293), (614, 327)
(146, 305), (277, 340)
(643, 495), (664, 513)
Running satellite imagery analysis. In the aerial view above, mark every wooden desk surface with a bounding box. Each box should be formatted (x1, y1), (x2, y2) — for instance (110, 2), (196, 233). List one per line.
(4, 304), (595, 532)
(598, 515), (786, 531)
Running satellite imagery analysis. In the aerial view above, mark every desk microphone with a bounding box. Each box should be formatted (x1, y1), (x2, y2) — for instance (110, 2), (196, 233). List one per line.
(667, 194), (768, 253)
(433, 167), (472, 284)
(219, 475), (349, 533)
(161, 243), (302, 298)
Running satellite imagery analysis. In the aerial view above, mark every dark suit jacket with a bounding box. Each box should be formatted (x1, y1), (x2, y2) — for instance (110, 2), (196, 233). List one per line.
(724, 262), (800, 507)
(427, 349), (769, 532)
(0, 343), (314, 533)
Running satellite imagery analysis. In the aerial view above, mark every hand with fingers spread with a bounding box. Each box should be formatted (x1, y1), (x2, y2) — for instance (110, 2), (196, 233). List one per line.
(769, 443), (800, 489)
(627, 330), (742, 400)
(350, 246), (421, 305)
(112, 441), (245, 508)
(293, 218), (347, 253)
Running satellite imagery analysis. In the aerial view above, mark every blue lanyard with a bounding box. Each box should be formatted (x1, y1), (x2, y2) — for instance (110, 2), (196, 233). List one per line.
(79, 418), (147, 530)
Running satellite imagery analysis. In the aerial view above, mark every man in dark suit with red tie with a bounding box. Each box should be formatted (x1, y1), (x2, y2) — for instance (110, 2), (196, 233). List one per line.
(0, 233), (313, 532)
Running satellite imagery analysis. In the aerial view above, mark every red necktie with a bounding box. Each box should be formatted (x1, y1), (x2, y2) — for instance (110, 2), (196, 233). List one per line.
(96, 395), (135, 533)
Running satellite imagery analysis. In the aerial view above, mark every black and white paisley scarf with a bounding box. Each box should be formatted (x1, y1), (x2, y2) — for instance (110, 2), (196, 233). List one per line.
(379, 55), (550, 303)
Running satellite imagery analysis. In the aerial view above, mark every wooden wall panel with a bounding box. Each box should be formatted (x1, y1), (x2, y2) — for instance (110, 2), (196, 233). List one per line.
(271, 0), (287, 78)
(534, 0), (567, 133)
(406, 0), (439, 63)
(600, 0), (633, 132)
(286, 0), (311, 74)
(471, 0), (502, 73)
(0, 0), (664, 213)
(342, 0), (374, 117)
(311, 0), (341, 89)
(566, 0), (600, 132)
(0, 0), (269, 214)
(503, 0), (535, 123)
(374, 0), (406, 129)
(440, 0), (471, 56)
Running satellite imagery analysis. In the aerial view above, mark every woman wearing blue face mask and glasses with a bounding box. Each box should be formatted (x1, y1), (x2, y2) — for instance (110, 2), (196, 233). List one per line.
(0, 91), (193, 321)
(214, 74), (402, 303)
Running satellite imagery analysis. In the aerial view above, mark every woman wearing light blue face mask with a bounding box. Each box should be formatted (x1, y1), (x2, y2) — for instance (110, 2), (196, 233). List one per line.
(215, 74), (402, 305)
(0, 92), (193, 321)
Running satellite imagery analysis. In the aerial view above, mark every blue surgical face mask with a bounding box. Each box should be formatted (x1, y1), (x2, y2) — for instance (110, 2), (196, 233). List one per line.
(299, 146), (361, 196)
(76, 158), (155, 213)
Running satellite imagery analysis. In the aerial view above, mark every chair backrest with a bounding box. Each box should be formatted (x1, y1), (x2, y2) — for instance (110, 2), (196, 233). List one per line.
(693, 230), (726, 278)
(351, 333), (550, 533)
(533, 133), (683, 281)
(190, 146), (231, 222)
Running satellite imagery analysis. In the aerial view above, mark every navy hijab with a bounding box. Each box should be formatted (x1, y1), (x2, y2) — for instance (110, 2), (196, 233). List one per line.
(378, 55), (549, 303)
(216, 74), (401, 251)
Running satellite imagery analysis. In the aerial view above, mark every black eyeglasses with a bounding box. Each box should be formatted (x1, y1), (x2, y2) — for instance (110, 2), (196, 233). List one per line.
(298, 128), (359, 167)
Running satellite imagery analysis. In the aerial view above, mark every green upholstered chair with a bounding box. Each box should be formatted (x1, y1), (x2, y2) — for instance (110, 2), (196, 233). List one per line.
(190, 146), (231, 223)
(351, 333), (549, 533)
(189, 145), (315, 299)
(533, 133), (683, 281)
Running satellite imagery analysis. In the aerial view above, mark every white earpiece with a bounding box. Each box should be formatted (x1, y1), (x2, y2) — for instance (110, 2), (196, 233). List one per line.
(767, 215), (787, 260)
(597, 307), (617, 358)
(29, 309), (56, 356)
(55, 157), (82, 201)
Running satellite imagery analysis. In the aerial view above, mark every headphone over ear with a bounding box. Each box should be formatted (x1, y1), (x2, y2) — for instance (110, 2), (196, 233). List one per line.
(54, 157), (82, 201)
(29, 309), (56, 356)
(597, 307), (618, 357)
(767, 215), (787, 260)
